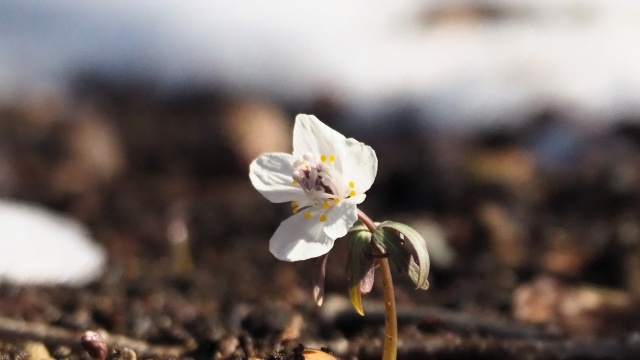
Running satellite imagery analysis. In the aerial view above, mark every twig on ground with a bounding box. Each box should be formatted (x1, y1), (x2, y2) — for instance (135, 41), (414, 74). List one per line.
(0, 316), (195, 358)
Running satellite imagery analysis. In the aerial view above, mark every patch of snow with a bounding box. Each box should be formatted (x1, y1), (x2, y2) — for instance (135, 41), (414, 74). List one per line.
(0, 200), (105, 286)
(0, 0), (639, 129)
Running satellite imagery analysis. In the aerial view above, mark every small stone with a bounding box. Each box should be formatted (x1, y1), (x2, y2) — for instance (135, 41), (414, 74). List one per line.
(106, 349), (136, 360)
(558, 286), (633, 337)
(81, 331), (108, 360)
(513, 276), (564, 326)
(23, 341), (51, 360)
(513, 276), (634, 336)
(51, 346), (72, 360)
(217, 335), (239, 358)
(280, 313), (305, 342)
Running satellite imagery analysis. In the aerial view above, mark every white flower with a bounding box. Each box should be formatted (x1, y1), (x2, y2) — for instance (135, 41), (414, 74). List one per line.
(250, 114), (378, 261)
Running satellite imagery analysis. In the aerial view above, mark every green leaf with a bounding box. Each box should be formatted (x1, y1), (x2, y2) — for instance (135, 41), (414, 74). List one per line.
(346, 226), (372, 315)
(375, 221), (430, 290)
(348, 224), (369, 234)
(371, 227), (412, 272)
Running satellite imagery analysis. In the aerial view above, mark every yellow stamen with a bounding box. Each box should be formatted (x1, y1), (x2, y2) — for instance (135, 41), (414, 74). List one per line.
(291, 201), (298, 208)
(320, 214), (327, 222)
(349, 190), (356, 197)
(329, 155), (335, 162)
(292, 207), (299, 214)
(304, 212), (312, 219)
(323, 202), (330, 209)
(292, 180), (298, 185)
(320, 155), (327, 162)
(349, 181), (355, 188)
(333, 198), (340, 204)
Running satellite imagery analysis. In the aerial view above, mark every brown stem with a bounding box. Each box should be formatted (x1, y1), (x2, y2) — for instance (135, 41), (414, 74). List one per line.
(358, 209), (397, 360)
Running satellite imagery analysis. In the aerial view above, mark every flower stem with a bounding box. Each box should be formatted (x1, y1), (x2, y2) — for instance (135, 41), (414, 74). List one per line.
(357, 209), (397, 360)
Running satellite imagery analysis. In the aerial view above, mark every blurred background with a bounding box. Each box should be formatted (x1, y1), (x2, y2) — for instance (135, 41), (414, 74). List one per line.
(2, 0), (640, 356)
(3, 0), (640, 130)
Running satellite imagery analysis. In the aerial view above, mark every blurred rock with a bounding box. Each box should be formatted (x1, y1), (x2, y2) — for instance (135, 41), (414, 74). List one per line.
(52, 110), (125, 196)
(51, 345), (72, 360)
(216, 335), (239, 358)
(559, 285), (633, 337)
(80, 331), (107, 360)
(221, 100), (290, 168)
(106, 348), (136, 360)
(305, 337), (348, 358)
(23, 341), (52, 360)
(513, 276), (564, 326)
(513, 276), (635, 336)
(279, 313), (305, 342)
(240, 301), (300, 339)
(467, 147), (536, 199)
(541, 227), (590, 277)
(478, 202), (527, 268)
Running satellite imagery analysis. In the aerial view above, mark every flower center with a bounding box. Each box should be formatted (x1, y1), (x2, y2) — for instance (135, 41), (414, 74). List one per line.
(290, 153), (356, 221)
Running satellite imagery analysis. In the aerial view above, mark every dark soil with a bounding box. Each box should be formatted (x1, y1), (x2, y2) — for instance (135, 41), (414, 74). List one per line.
(2, 79), (640, 359)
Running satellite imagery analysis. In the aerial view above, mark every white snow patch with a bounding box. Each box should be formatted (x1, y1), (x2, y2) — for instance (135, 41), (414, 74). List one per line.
(0, 0), (639, 128)
(0, 200), (105, 286)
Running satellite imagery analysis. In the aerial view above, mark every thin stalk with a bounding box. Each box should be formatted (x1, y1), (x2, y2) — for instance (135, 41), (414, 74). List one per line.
(358, 209), (398, 360)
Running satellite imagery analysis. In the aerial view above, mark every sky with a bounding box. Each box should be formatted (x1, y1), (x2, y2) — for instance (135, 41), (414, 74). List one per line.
(1, 0), (640, 130)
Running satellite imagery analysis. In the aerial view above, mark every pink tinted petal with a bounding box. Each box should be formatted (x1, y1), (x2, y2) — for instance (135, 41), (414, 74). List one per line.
(360, 264), (376, 294)
(269, 212), (335, 261)
(249, 153), (304, 203)
(340, 138), (378, 194)
(322, 202), (358, 240)
(293, 115), (346, 165)
(312, 253), (329, 306)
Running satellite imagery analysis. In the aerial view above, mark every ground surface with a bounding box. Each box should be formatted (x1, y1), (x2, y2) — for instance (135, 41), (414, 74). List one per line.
(2, 81), (640, 359)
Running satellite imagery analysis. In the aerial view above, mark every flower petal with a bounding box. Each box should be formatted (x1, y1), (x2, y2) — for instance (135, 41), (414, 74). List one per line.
(323, 201), (358, 240)
(340, 138), (378, 194)
(312, 253), (329, 306)
(293, 114), (346, 163)
(249, 153), (304, 203)
(346, 194), (366, 205)
(269, 212), (335, 261)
